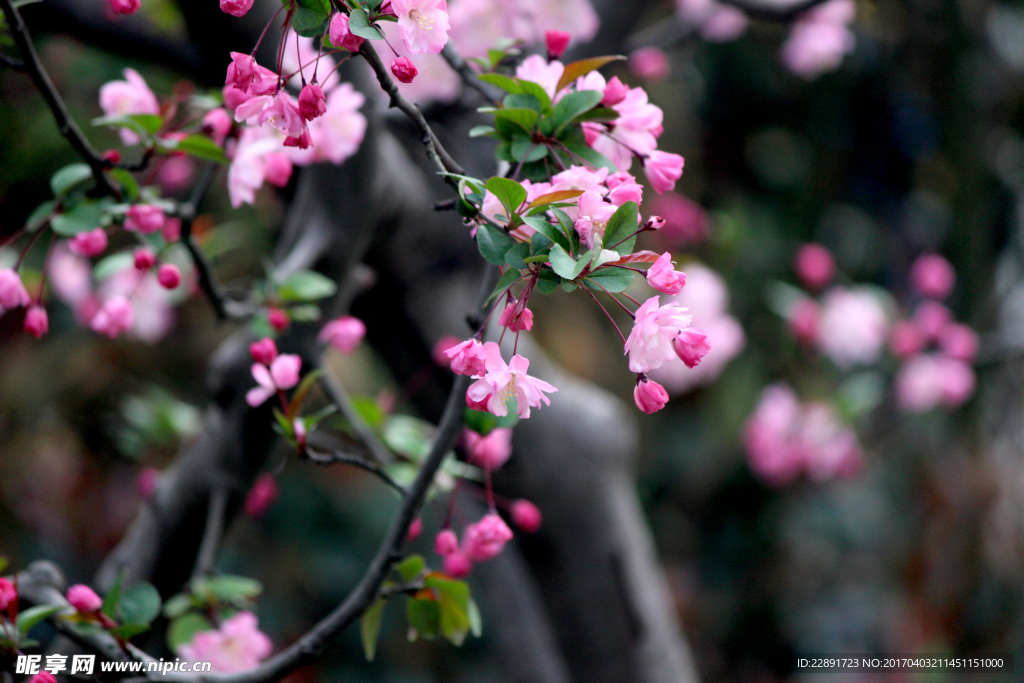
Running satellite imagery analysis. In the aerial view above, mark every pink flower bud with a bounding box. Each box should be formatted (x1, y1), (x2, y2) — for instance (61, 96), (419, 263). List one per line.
(447, 338), (487, 377)
(318, 315), (366, 353)
(499, 302), (534, 332)
(225, 52), (258, 93)
(432, 336), (462, 366)
(464, 427), (512, 469)
(109, 0), (140, 15)
(202, 108), (233, 146)
(435, 529), (459, 556)
(634, 376), (669, 413)
(264, 152), (293, 188)
(24, 305), (48, 338)
(66, 584), (103, 613)
(646, 252), (686, 295)
(133, 248), (156, 270)
(466, 386), (490, 411)
(940, 322), (978, 362)
(243, 473), (279, 518)
(68, 228), (108, 258)
(914, 300), (951, 340)
(250, 337), (278, 365)
(510, 500), (542, 533)
(643, 151), (685, 194)
(890, 320), (925, 358)
(463, 513), (513, 562)
(545, 30), (571, 60)
(910, 253), (955, 300)
(788, 298), (819, 344)
(673, 328), (710, 368)
(407, 517), (423, 541)
(601, 76), (629, 106)
(0, 268), (30, 310)
(283, 128), (313, 150)
(391, 57), (418, 84)
(219, 0), (254, 17)
(162, 217), (182, 243)
(329, 12), (365, 52)
(298, 83), (327, 121)
(137, 466), (160, 499)
(91, 296), (134, 338)
(102, 149), (122, 165)
(629, 46), (670, 81)
(644, 215), (667, 231)
(443, 550), (472, 578)
(268, 307), (290, 332)
(125, 204), (165, 234)
(29, 673), (56, 683)
(794, 243), (835, 290)
(0, 577), (17, 611)
(157, 263), (181, 289)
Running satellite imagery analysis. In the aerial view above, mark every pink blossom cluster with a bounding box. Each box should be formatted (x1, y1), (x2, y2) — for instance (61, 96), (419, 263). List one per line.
(245, 337), (302, 407)
(743, 383), (863, 487)
(446, 340), (557, 419)
(178, 611), (273, 673)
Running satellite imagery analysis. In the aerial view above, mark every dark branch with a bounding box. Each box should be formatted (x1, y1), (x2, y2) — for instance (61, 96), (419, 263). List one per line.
(0, 0), (114, 194)
(178, 163), (233, 321)
(303, 447), (406, 496)
(0, 51), (25, 70)
(440, 44), (502, 105)
(715, 0), (834, 21)
(319, 369), (395, 466)
(191, 487), (229, 582)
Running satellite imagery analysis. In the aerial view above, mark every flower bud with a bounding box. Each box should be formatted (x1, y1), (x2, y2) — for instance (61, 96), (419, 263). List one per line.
(0, 577), (16, 610)
(499, 302), (534, 332)
(66, 584), (103, 613)
(643, 215), (666, 231)
(162, 217), (182, 243)
(0, 268), (30, 310)
(264, 152), (293, 188)
(250, 337), (279, 365)
(101, 149), (122, 165)
(910, 253), (955, 300)
(219, 0), (254, 17)
(674, 328), (710, 368)
(629, 46), (670, 81)
(268, 307), (290, 331)
(24, 305), (48, 339)
(644, 151), (685, 194)
(601, 76), (629, 106)
(157, 263), (181, 289)
(298, 83), (326, 121)
(329, 12), (365, 52)
(545, 30), (571, 60)
(407, 517), (423, 541)
(243, 473), (278, 518)
(109, 0), (140, 15)
(390, 57), (418, 84)
(125, 204), (165, 234)
(634, 376), (669, 414)
(68, 228), (108, 258)
(794, 243), (834, 290)
(889, 319), (924, 358)
(435, 529), (459, 556)
(510, 500), (542, 533)
(443, 550), (472, 578)
(202, 108), (232, 146)
(283, 128), (312, 150)
(133, 248), (156, 270)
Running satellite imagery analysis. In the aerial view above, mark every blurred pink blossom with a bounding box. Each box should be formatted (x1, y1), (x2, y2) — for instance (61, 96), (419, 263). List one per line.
(895, 354), (975, 412)
(178, 611), (272, 672)
(816, 287), (889, 368)
(910, 253), (956, 300)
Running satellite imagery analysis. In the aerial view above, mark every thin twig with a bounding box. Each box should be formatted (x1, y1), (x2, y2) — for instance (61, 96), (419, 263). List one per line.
(303, 447), (406, 496)
(178, 163), (231, 320)
(191, 487), (228, 582)
(0, 0), (114, 194)
(716, 0), (834, 20)
(0, 52), (25, 70)
(319, 369), (395, 466)
(440, 44), (502, 105)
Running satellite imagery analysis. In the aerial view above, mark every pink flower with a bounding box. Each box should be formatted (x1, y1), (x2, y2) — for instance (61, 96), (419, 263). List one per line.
(914, 300), (951, 340)
(466, 343), (558, 418)
(464, 427), (512, 469)
(178, 611), (272, 673)
(157, 264), (181, 289)
(816, 287), (889, 368)
(250, 337), (278, 365)
(125, 204), (165, 234)
(24, 305), (48, 338)
(224, 52), (276, 96)
(602, 76), (629, 106)
(545, 30), (571, 59)
(673, 328), (710, 368)
(163, 218), (182, 243)
(298, 83), (326, 121)
(788, 297), (819, 344)
(445, 338), (487, 376)
(109, 0), (140, 15)
(435, 529), (459, 556)
(99, 69), (159, 145)
(264, 153), (293, 187)
(498, 302), (534, 332)
(392, 0), (451, 53)
(298, 84), (367, 165)
(220, 0), (254, 17)
(895, 354), (975, 412)
(202, 108), (233, 146)
(66, 585), (103, 613)
(515, 55), (565, 99)
(650, 193), (709, 246)
(644, 151), (685, 194)
(318, 316), (366, 353)
(443, 550), (472, 578)
(243, 473), (278, 517)
(227, 128), (282, 208)
(794, 243), (834, 290)
(137, 467), (160, 499)
(629, 46), (670, 81)
(391, 56), (419, 83)
(940, 323), (978, 362)
(634, 376), (669, 413)
(246, 354), (302, 407)
(780, 0), (856, 79)
(329, 13), (365, 52)
(646, 252), (687, 294)
(432, 336), (462, 366)
(28, 674), (56, 683)
(574, 188), (617, 249)
(0, 577), (17, 610)
(624, 296), (693, 373)
(889, 319), (925, 358)
(259, 92), (306, 138)
(910, 253), (955, 300)
(510, 500), (542, 533)
(462, 513), (513, 561)
(91, 296), (134, 338)
(0, 268), (30, 310)
(607, 176), (644, 206)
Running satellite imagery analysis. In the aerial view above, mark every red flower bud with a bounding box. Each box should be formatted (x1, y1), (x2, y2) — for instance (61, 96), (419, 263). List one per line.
(390, 57), (418, 84)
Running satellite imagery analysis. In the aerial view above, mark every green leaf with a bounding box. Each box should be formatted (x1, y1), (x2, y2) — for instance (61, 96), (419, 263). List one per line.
(468, 125), (497, 138)
(293, 4), (332, 36)
(583, 267), (634, 293)
(504, 241), (530, 269)
(555, 55), (626, 92)
(552, 208), (580, 255)
(515, 79), (551, 110)
(295, 0), (329, 10)
(504, 93), (542, 112)
(510, 137), (548, 163)
(109, 169), (139, 201)
(167, 613), (212, 651)
(93, 252), (134, 281)
(360, 599), (385, 661)
(174, 135), (228, 164)
(50, 163), (93, 197)
(16, 605), (63, 635)
(602, 201), (638, 253)
(277, 270), (337, 302)
(51, 198), (111, 236)
(286, 368), (323, 421)
(464, 409), (498, 436)
(397, 554), (426, 582)
(162, 594), (193, 620)
(25, 200), (55, 233)
(476, 222), (515, 265)
(492, 107), (539, 133)
(120, 582), (161, 625)
(426, 576), (472, 646)
(348, 8), (384, 39)
(536, 267), (560, 294)
(548, 243), (578, 280)
(477, 73), (523, 94)
(523, 216), (569, 252)
(195, 575), (263, 603)
(575, 106), (619, 123)
(102, 571), (125, 620)
(382, 415), (433, 460)
(549, 90), (603, 136)
(485, 177), (527, 217)
(110, 623), (150, 640)
(406, 598), (440, 640)
(484, 267), (521, 305)
(127, 114), (163, 135)
(561, 279), (578, 292)
(467, 599), (483, 637)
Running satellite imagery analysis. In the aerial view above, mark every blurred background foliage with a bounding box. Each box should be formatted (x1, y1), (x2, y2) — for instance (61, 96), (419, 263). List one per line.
(1, 0), (1022, 680)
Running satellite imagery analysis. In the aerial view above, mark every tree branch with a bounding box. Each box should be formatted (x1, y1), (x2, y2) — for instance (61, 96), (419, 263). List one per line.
(440, 44), (502, 105)
(177, 163), (234, 321)
(0, 0), (114, 195)
(302, 447), (406, 496)
(318, 369), (394, 466)
(715, 0), (835, 21)
(191, 487), (228, 582)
